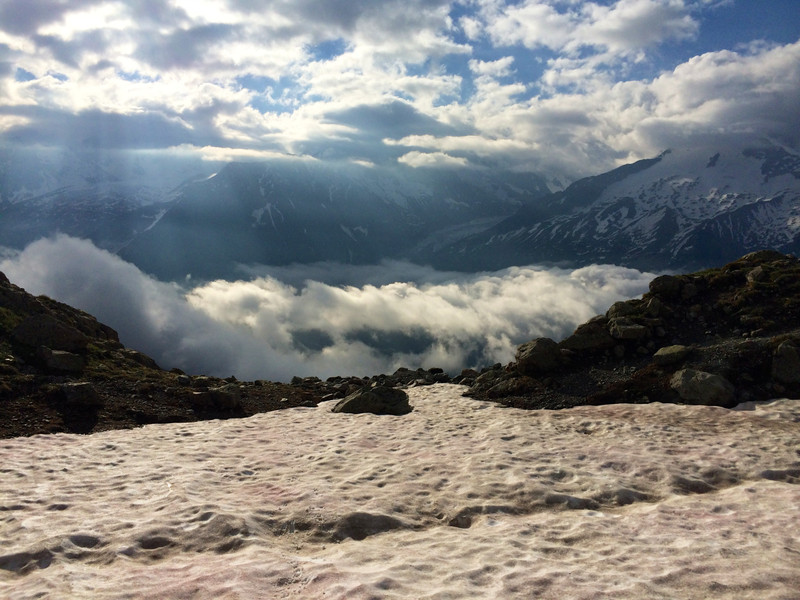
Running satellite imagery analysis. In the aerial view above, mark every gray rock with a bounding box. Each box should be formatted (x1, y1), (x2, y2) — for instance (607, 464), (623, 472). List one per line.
(559, 318), (615, 352)
(38, 346), (85, 373)
(119, 349), (160, 370)
(332, 386), (412, 415)
(649, 275), (682, 299)
(608, 318), (649, 340)
(669, 369), (735, 406)
(653, 345), (691, 366)
(61, 382), (103, 409)
(644, 297), (666, 317)
(192, 384), (242, 411)
(681, 282), (698, 300)
(12, 315), (89, 352)
(746, 266), (767, 284)
(516, 337), (561, 375)
(772, 341), (800, 384)
(486, 376), (541, 398)
(606, 301), (639, 319)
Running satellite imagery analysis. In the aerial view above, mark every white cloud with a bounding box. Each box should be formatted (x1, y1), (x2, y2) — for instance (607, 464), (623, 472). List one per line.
(398, 150), (469, 168)
(0, 1), (797, 181)
(482, 0), (697, 57)
(0, 236), (654, 381)
(389, 39), (800, 177)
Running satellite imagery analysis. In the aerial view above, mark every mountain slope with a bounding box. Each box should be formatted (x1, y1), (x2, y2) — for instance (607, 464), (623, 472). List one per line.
(118, 159), (550, 281)
(430, 141), (800, 271)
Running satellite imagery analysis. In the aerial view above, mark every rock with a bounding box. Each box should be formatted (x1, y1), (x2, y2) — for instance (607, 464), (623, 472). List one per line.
(559, 318), (615, 352)
(606, 301), (639, 319)
(644, 297), (666, 317)
(332, 386), (412, 415)
(771, 342), (800, 384)
(653, 345), (691, 366)
(38, 346), (85, 373)
(740, 250), (785, 263)
(486, 376), (541, 398)
(119, 349), (160, 370)
(681, 282), (698, 300)
(61, 382), (103, 409)
(608, 318), (649, 340)
(746, 266), (767, 284)
(669, 369), (735, 406)
(12, 315), (89, 353)
(192, 384), (242, 411)
(649, 275), (682, 300)
(516, 338), (561, 375)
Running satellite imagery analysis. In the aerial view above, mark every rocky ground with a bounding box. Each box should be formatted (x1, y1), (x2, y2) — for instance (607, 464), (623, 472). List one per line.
(1, 250), (799, 439)
(466, 250), (800, 410)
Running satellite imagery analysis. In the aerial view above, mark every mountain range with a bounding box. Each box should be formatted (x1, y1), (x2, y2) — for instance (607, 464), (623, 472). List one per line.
(1, 139), (799, 279)
(430, 141), (800, 272)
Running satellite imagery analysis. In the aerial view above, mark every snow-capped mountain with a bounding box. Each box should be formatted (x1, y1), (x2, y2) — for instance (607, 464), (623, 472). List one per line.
(4, 140), (799, 279)
(0, 146), (216, 252)
(118, 159), (550, 281)
(429, 141), (800, 272)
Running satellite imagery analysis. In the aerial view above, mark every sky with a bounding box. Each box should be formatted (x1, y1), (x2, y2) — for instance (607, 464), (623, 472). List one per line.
(1, 0), (799, 180)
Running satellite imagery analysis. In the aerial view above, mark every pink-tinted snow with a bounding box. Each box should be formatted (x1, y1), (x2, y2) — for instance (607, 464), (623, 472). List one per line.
(1, 384), (798, 599)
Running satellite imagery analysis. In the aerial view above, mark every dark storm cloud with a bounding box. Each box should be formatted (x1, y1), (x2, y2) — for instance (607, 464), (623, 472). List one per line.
(32, 29), (112, 68)
(1, 106), (203, 149)
(327, 100), (461, 138)
(0, 0), (101, 36)
(296, 100), (471, 162)
(135, 24), (242, 71)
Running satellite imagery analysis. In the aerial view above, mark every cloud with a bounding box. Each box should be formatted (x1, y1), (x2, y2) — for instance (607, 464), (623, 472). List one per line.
(0, 1), (797, 181)
(0, 236), (654, 381)
(482, 0), (698, 58)
(398, 150), (469, 168)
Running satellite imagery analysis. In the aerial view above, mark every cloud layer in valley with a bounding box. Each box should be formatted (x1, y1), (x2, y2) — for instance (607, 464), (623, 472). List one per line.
(1, 1), (798, 181)
(1, 236), (653, 381)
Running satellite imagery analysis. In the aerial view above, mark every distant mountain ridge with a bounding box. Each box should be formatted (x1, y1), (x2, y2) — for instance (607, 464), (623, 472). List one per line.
(118, 160), (550, 280)
(429, 141), (800, 272)
(2, 139), (799, 279)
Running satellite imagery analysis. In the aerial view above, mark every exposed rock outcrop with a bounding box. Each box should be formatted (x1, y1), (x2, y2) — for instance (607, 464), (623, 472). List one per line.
(0, 272), (321, 438)
(332, 386), (413, 416)
(467, 251), (800, 409)
(669, 369), (735, 406)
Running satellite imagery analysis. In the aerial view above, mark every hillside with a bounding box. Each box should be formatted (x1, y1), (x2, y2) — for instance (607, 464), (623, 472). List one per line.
(0, 272), (319, 438)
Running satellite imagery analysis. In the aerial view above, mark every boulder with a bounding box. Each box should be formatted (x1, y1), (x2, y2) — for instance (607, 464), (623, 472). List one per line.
(669, 369), (735, 406)
(771, 341), (800, 384)
(192, 384), (242, 411)
(486, 376), (541, 398)
(644, 297), (666, 317)
(608, 318), (649, 340)
(332, 386), (412, 415)
(606, 301), (639, 319)
(119, 349), (160, 370)
(649, 275), (682, 300)
(38, 346), (85, 373)
(12, 314), (89, 353)
(61, 382), (103, 409)
(653, 345), (691, 366)
(559, 318), (615, 352)
(516, 338), (561, 375)
(746, 266), (767, 284)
